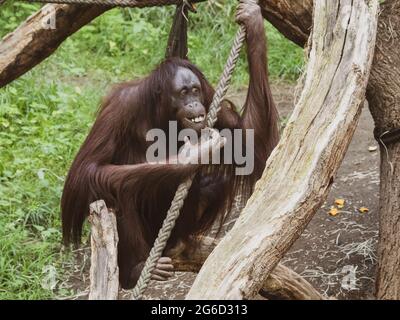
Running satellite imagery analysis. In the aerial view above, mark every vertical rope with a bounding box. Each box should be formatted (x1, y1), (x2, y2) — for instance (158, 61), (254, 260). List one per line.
(131, 25), (247, 300)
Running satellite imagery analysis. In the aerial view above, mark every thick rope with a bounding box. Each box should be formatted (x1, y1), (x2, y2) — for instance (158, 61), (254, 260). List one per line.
(206, 26), (246, 128)
(21, 0), (202, 7)
(131, 24), (247, 300)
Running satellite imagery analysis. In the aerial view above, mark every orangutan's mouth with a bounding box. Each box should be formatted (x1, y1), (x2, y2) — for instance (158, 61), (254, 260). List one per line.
(185, 114), (206, 124)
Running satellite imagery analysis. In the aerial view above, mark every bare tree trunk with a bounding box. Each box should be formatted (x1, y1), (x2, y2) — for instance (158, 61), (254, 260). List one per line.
(365, 0), (400, 300)
(265, 0), (400, 301)
(187, 0), (379, 300)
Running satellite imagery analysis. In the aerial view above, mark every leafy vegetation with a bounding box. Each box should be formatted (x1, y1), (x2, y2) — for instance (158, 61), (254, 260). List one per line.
(0, 1), (303, 299)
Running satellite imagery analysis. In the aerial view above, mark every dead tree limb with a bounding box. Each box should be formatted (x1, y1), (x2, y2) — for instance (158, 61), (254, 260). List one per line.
(0, 0), (313, 88)
(0, 0), (311, 89)
(88, 200), (119, 300)
(172, 236), (324, 300)
(88, 199), (324, 300)
(265, 0), (400, 301)
(186, 0), (379, 300)
(23, 0), (196, 6)
(0, 4), (109, 88)
(0, 0), (208, 88)
(0, 0), (198, 88)
(260, 0), (312, 47)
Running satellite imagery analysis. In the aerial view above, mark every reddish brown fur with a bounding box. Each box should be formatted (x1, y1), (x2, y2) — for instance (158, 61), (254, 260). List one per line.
(61, 18), (279, 289)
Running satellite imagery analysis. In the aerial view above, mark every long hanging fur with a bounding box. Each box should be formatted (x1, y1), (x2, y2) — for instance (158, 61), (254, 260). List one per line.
(61, 21), (279, 288)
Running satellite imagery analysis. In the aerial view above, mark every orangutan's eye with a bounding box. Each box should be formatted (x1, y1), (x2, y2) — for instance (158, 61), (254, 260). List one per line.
(181, 89), (188, 96)
(192, 87), (199, 94)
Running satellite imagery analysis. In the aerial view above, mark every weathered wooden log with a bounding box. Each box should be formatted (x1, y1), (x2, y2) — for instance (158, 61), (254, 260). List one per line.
(88, 200), (324, 300)
(172, 236), (325, 300)
(22, 0), (198, 6)
(264, 0), (400, 301)
(0, 0), (313, 88)
(186, 0), (379, 300)
(262, 0), (400, 300)
(260, 0), (312, 47)
(0, 0), (201, 88)
(0, 4), (109, 88)
(265, 0), (400, 301)
(88, 200), (119, 300)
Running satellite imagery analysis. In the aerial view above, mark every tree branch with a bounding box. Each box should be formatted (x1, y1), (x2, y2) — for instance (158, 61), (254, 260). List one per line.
(171, 236), (325, 300)
(260, 0), (312, 47)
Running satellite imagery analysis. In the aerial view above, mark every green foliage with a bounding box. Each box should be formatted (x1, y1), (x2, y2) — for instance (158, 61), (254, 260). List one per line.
(0, 1), (303, 299)
(0, 73), (96, 299)
(0, 2), (40, 35)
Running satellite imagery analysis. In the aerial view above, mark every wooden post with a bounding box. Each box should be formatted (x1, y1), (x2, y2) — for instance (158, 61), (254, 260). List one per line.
(88, 200), (119, 300)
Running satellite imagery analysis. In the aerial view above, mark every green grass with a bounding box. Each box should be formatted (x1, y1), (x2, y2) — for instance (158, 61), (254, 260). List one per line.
(0, 1), (303, 299)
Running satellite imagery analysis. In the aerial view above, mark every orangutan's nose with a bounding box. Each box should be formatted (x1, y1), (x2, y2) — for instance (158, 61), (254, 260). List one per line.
(188, 102), (198, 108)
(187, 102), (205, 112)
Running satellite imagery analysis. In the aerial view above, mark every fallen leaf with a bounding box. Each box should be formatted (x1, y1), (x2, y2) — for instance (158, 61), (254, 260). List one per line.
(335, 199), (345, 209)
(329, 207), (339, 217)
(359, 207), (369, 213)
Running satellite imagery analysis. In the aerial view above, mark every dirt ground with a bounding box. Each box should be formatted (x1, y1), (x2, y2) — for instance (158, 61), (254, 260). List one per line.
(66, 82), (380, 300)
